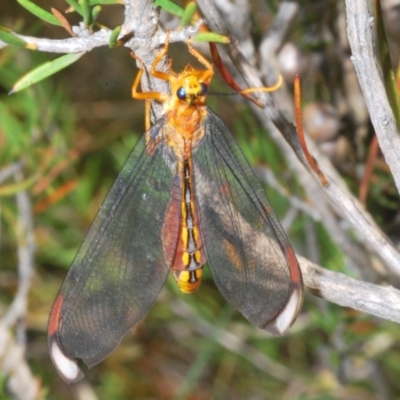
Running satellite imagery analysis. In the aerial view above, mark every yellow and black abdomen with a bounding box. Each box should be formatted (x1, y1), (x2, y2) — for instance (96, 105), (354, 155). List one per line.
(162, 157), (206, 293)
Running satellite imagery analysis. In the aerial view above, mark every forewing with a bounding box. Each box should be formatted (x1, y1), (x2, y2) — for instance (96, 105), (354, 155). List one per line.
(194, 110), (303, 335)
(48, 118), (176, 382)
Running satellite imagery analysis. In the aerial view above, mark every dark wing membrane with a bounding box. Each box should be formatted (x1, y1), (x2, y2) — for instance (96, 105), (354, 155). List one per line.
(50, 117), (175, 371)
(193, 110), (303, 334)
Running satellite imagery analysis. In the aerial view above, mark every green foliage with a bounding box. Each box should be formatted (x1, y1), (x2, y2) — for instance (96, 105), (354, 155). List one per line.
(179, 1), (197, 27)
(154, 0), (229, 43)
(174, 307), (234, 400)
(16, 0), (61, 26)
(97, 373), (126, 399)
(64, 0), (82, 14)
(89, 0), (123, 4)
(79, 0), (91, 26)
(315, 222), (345, 272)
(0, 373), (10, 400)
(154, 0), (184, 17)
(193, 31), (230, 44)
(11, 53), (85, 93)
(108, 25), (121, 48)
(0, 49), (78, 270)
(0, 25), (36, 49)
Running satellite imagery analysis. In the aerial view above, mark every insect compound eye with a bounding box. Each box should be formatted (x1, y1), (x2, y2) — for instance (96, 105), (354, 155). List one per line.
(200, 83), (208, 95)
(177, 87), (186, 100)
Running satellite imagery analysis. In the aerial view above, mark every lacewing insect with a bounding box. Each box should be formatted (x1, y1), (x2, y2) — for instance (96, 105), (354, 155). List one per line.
(48, 37), (303, 383)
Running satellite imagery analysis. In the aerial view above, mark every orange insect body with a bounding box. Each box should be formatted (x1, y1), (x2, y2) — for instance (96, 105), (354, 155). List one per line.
(132, 45), (216, 293)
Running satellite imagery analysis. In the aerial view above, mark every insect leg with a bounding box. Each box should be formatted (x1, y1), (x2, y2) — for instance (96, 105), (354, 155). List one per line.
(187, 41), (213, 73)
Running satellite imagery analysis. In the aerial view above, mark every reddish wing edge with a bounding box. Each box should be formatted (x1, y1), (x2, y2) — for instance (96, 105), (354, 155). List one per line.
(48, 294), (84, 383)
(264, 245), (303, 335)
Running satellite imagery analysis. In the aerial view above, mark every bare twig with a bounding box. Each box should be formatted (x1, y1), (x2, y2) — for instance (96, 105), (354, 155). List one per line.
(0, 24), (201, 54)
(345, 0), (400, 193)
(301, 256), (400, 323)
(0, 325), (40, 400)
(260, 1), (299, 61)
(0, 27), (110, 52)
(2, 173), (35, 327)
(0, 163), (23, 184)
(0, 167), (38, 400)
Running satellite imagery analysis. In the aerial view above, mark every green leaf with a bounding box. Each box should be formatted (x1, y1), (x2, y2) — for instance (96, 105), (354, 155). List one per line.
(154, 0), (184, 17)
(91, 5), (102, 24)
(179, 1), (197, 27)
(193, 32), (230, 44)
(11, 53), (84, 93)
(0, 176), (37, 197)
(109, 25), (122, 48)
(79, 0), (91, 26)
(17, 0), (62, 26)
(65, 0), (83, 15)
(89, 0), (123, 4)
(0, 26), (37, 49)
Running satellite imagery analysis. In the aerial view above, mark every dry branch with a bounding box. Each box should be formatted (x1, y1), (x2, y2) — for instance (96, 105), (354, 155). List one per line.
(0, 167), (38, 400)
(301, 256), (400, 324)
(345, 0), (400, 193)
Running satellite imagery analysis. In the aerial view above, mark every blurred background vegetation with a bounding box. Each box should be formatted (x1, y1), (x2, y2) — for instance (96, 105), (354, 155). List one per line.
(1, 0), (400, 399)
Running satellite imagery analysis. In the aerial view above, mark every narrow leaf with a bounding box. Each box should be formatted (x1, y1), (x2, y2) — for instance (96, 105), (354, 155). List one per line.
(154, 0), (184, 17)
(179, 2), (197, 27)
(91, 5), (102, 24)
(397, 64), (400, 94)
(0, 26), (37, 49)
(89, 0), (123, 4)
(193, 32), (230, 44)
(11, 53), (84, 93)
(51, 8), (75, 36)
(79, 0), (91, 26)
(65, 0), (83, 15)
(17, 0), (62, 26)
(109, 25), (122, 48)
(0, 176), (37, 197)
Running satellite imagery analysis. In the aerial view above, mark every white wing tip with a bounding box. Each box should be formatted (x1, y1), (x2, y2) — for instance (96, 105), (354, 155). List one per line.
(267, 286), (303, 335)
(50, 341), (84, 383)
